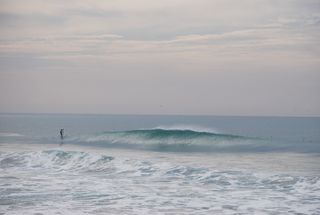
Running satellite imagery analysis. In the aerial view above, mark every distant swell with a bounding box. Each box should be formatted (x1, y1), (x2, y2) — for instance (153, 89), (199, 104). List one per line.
(0, 132), (23, 137)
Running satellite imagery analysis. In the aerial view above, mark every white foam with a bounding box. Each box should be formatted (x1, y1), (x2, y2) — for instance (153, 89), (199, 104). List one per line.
(1, 144), (320, 215)
(0, 132), (23, 137)
(153, 124), (221, 133)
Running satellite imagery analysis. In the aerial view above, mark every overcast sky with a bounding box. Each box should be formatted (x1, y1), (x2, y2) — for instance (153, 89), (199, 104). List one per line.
(0, 0), (319, 116)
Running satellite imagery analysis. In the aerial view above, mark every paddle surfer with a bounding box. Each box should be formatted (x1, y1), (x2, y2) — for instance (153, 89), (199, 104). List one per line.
(60, 128), (64, 140)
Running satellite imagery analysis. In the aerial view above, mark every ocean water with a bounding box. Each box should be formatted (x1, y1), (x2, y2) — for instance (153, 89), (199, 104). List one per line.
(0, 114), (320, 215)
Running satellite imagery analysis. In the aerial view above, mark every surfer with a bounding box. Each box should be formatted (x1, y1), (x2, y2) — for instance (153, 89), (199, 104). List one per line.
(60, 128), (64, 140)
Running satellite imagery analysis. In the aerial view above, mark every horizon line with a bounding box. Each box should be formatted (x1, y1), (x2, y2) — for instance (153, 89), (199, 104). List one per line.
(0, 112), (319, 118)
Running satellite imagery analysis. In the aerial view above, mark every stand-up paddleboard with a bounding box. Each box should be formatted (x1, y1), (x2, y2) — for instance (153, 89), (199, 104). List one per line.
(60, 128), (64, 139)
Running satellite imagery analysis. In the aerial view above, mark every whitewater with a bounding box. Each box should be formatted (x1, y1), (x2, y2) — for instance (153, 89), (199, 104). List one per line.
(0, 114), (320, 214)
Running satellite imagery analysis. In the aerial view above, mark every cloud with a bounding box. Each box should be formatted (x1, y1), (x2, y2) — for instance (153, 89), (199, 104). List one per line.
(0, 0), (319, 115)
(1, 0), (319, 39)
(0, 0), (187, 16)
(1, 26), (318, 63)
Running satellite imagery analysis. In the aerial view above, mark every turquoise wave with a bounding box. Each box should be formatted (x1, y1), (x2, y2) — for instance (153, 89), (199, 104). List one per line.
(63, 128), (319, 153)
(66, 128), (267, 153)
(108, 129), (246, 140)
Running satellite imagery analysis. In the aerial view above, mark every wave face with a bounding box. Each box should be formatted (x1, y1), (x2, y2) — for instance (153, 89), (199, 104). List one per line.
(98, 128), (245, 142)
(64, 126), (320, 153)
(66, 128), (272, 153)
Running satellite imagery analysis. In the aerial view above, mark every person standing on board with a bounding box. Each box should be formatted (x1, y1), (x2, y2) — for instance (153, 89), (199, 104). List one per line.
(60, 128), (64, 140)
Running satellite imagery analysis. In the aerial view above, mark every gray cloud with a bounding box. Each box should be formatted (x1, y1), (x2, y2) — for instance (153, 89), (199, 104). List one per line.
(0, 0), (319, 115)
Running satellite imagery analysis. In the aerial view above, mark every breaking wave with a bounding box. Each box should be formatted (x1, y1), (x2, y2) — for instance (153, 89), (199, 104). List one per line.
(1, 148), (319, 215)
(65, 127), (273, 152)
(0, 150), (114, 172)
(1, 149), (319, 194)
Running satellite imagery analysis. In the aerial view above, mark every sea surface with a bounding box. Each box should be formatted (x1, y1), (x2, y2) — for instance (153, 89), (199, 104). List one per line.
(0, 113), (319, 215)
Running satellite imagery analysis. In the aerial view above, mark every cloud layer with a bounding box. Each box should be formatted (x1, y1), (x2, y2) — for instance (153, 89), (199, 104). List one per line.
(0, 0), (319, 115)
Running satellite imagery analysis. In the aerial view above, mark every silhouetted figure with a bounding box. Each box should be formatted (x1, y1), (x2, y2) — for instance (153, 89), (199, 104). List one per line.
(60, 128), (64, 140)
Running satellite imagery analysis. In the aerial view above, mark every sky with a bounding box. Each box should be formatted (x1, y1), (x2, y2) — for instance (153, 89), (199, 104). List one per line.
(0, 0), (319, 116)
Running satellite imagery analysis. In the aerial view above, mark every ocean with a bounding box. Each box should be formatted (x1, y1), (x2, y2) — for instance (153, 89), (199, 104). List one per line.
(0, 113), (319, 214)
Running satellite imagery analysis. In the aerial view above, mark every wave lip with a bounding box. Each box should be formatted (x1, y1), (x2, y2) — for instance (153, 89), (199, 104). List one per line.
(153, 125), (220, 133)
